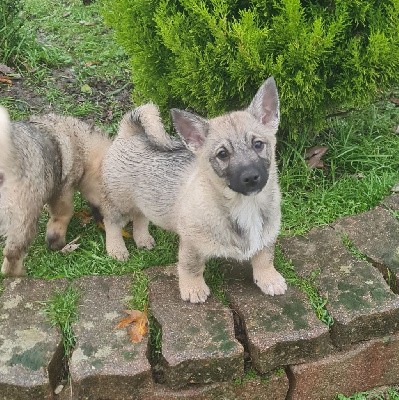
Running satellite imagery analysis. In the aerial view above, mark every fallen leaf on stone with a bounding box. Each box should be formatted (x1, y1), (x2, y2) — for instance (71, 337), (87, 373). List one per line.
(394, 125), (399, 135)
(74, 209), (92, 226)
(305, 146), (328, 169)
(97, 221), (132, 238)
(60, 236), (81, 253)
(0, 77), (12, 85)
(115, 308), (149, 343)
(391, 183), (399, 193)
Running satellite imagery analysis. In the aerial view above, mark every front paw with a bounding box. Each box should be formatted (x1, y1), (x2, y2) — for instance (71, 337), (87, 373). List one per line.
(134, 234), (156, 250)
(254, 267), (287, 296)
(178, 275), (210, 303)
(2, 258), (26, 277)
(106, 243), (129, 261)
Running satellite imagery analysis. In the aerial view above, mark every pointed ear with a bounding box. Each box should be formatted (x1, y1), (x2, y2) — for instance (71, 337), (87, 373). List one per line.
(171, 109), (209, 151)
(247, 77), (280, 133)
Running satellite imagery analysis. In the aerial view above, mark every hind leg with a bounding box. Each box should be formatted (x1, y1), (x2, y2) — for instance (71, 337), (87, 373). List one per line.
(2, 214), (39, 277)
(132, 210), (155, 249)
(46, 188), (74, 250)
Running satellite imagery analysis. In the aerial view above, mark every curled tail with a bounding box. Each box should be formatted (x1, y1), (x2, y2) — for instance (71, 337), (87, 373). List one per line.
(117, 103), (174, 147)
(0, 106), (11, 166)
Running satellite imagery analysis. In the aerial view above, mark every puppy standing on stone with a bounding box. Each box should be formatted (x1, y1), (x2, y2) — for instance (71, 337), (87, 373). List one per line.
(102, 77), (287, 302)
(0, 107), (111, 276)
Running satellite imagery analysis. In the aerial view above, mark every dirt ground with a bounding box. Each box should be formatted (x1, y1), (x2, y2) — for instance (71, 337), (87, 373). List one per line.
(0, 65), (133, 126)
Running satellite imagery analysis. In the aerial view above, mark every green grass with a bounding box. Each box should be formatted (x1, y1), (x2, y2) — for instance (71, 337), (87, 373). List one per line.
(336, 386), (399, 400)
(43, 285), (80, 356)
(279, 103), (399, 236)
(275, 246), (334, 327)
(341, 234), (369, 262)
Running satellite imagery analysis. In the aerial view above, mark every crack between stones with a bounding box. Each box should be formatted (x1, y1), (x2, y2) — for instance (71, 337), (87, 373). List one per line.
(339, 231), (398, 294)
(285, 366), (296, 400)
(147, 314), (166, 384)
(230, 307), (253, 372)
(52, 337), (74, 398)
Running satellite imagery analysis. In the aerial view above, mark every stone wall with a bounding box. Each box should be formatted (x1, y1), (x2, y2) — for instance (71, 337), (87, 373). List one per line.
(0, 194), (398, 399)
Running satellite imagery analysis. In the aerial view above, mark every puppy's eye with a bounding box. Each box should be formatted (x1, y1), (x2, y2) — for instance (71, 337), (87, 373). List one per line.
(216, 148), (229, 160)
(253, 140), (264, 151)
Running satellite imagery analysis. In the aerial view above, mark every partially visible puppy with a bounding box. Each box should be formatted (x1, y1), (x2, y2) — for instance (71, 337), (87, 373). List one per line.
(102, 77), (287, 303)
(0, 107), (111, 276)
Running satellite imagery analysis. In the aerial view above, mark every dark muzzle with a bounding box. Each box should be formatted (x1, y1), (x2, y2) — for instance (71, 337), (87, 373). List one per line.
(229, 163), (268, 195)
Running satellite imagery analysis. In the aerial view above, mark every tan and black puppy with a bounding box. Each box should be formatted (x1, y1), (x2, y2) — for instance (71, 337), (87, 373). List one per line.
(0, 108), (111, 276)
(102, 77), (287, 302)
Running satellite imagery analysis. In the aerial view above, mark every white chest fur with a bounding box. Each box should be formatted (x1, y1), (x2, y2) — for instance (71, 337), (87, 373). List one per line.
(230, 196), (265, 258)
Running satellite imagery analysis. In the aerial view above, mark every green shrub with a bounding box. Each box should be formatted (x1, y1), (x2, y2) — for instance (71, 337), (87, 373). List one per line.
(0, 0), (25, 65)
(102, 0), (399, 137)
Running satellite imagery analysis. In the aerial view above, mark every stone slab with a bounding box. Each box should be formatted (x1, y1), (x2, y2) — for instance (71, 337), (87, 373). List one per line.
(70, 275), (151, 400)
(147, 266), (243, 389)
(140, 369), (289, 400)
(334, 206), (399, 292)
(382, 193), (399, 211)
(288, 334), (399, 400)
(280, 226), (399, 347)
(0, 278), (67, 400)
(223, 262), (332, 373)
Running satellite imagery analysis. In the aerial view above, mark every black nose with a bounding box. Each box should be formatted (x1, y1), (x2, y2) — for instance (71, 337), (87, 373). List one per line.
(241, 170), (261, 188)
(228, 165), (268, 195)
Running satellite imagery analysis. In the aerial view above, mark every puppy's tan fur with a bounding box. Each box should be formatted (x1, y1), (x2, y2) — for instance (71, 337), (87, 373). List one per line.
(0, 108), (111, 276)
(102, 77), (287, 303)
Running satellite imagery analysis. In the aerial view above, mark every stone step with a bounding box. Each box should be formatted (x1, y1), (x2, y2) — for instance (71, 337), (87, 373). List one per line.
(0, 278), (67, 400)
(280, 226), (399, 348)
(139, 370), (289, 400)
(222, 261), (332, 373)
(334, 206), (399, 293)
(69, 275), (152, 400)
(288, 333), (399, 400)
(382, 193), (399, 211)
(147, 266), (243, 389)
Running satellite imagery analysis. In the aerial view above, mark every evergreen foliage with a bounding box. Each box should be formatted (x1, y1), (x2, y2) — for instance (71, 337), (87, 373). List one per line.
(102, 0), (399, 137)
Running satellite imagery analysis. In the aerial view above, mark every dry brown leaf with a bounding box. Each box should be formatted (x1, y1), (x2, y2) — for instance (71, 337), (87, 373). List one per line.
(115, 308), (149, 343)
(114, 309), (144, 328)
(127, 319), (148, 343)
(74, 209), (92, 226)
(60, 236), (81, 253)
(0, 77), (12, 85)
(121, 228), (132, 238)
(389, 97), (399, 106)
(305, 146), (328, 169)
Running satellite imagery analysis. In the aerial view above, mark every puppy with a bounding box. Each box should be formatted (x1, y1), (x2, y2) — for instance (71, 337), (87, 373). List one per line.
(102, 77), (287, 302)
(0, 108), (111, 276)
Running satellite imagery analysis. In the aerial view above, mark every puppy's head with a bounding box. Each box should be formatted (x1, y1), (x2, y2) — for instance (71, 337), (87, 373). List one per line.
(171, 77), (279, 196)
